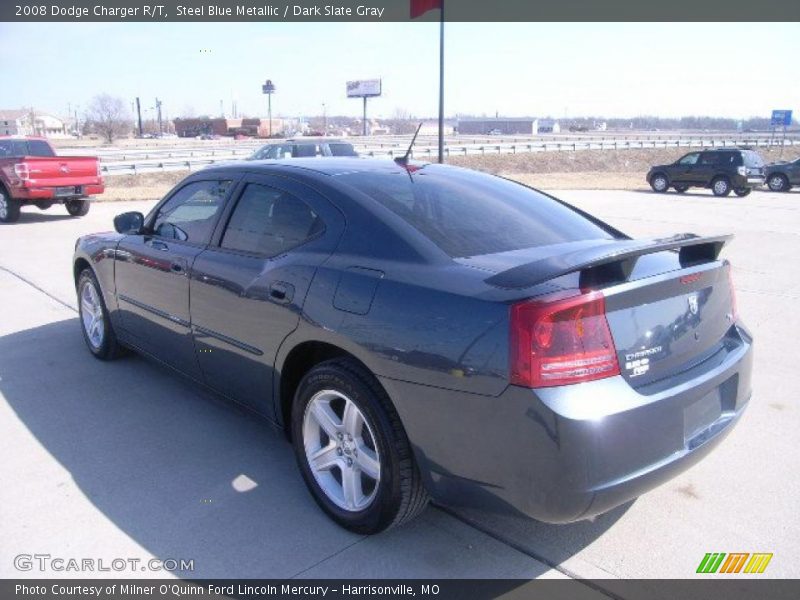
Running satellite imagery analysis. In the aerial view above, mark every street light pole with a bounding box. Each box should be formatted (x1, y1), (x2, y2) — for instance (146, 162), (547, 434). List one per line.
(262, 79), (276, 138)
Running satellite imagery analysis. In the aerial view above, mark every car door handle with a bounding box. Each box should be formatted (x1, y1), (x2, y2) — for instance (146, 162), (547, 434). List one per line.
(269, 282), (294, 304)
(171, 257), (188, 275)
(146, 239), (169, 251)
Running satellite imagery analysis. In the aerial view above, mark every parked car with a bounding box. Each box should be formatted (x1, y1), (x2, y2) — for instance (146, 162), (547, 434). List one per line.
(647, 148), (765, 197)
(0, 136), (103, 223)
(73, 159), (752, 534)
(765, 157), (800, 192)
(487, 129), (503, 135)
(248, 139), (358, 160)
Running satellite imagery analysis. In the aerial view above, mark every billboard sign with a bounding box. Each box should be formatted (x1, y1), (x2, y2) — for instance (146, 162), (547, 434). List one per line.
(347, 79), (382, 98)
(770, 109), (792, 128)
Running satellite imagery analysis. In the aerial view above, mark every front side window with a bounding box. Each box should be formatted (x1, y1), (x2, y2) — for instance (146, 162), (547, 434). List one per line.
(678, 153), (700, 165)
(152, 180), (230, 244)
(221, 183), (323, 256)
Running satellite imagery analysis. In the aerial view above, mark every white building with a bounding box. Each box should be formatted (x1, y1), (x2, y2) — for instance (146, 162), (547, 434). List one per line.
(0, 109), (69, 137)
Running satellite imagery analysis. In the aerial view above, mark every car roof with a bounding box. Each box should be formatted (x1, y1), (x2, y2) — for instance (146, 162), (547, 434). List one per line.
(285, 138), (348, 143)
(204, 157), (426, 177)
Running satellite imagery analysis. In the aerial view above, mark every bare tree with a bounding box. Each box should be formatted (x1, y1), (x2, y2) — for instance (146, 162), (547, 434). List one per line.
(84, 94), (131, 143)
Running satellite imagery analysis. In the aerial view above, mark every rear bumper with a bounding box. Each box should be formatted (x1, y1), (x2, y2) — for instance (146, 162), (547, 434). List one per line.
(14, 183), (105, 201)
(384, 324), (753, 523)
(731, 174), (764, 189)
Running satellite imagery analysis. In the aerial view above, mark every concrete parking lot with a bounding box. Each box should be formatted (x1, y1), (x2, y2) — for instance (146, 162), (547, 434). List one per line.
(1, 187), (798, 588)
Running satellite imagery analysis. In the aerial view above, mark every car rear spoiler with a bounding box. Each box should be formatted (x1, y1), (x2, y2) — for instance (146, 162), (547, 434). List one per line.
(484, 233), (733, 290)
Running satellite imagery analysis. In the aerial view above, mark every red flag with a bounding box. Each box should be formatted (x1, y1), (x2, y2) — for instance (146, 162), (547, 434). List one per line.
(410, 0), (442, 19)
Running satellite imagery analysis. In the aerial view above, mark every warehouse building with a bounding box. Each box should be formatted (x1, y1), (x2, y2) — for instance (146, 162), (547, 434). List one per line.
(456, 117), (561, 135)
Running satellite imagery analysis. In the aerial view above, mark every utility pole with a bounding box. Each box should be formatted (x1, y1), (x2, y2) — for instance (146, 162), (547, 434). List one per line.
(135, 97), (143, 137)
(322, 103), (327, 136)
(363, 97), (368, 136)
(155, 98), (163, 135)
(262, 79), (275, 137)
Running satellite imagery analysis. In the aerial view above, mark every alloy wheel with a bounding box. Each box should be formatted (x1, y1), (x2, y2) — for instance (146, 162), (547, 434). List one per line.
(80, 280), (105, 350)
(302, 389), (381, 512)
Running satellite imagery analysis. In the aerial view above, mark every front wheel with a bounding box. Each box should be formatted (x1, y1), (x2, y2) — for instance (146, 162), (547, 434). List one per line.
(292, 359), (428, 534)
(77, 269), (124, 360)
(711, 177), (731, 197)
(0, 190), (21, 223)
(66, 199), (90, 217)
(767, 174), (789, 192)
(734, 187), (752, 197)
(650, 173), (669, 193)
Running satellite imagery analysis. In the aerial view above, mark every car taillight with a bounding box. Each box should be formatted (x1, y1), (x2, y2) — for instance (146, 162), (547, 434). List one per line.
(737, 166), (747, 176)
(96, 162), (102, 178)
(727, 265), (738, 321)
(14, 162), (30, 181)
(510, 291), (620, 388)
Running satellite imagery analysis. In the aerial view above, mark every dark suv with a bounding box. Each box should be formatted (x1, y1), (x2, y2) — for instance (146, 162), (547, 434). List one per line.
(647, 149), (765, 197)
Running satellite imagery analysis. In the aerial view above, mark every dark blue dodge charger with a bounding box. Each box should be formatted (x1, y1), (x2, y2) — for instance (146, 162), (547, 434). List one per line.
(73, 158), (753, 533)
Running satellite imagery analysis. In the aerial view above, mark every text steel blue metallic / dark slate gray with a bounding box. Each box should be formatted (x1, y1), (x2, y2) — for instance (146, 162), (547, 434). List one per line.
(73, 158), (752, 533)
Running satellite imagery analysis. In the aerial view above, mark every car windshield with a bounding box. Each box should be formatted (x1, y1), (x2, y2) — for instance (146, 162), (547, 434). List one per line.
(329, 143), (358, 157)
(337, 167), (616, 258)
(0, 139), (55, 157)
(742, 151), (764, 168)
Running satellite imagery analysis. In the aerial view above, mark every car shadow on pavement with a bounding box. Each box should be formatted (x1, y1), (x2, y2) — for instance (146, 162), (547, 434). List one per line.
(10, 211), (76, 224)
(1, 318), (625, 579)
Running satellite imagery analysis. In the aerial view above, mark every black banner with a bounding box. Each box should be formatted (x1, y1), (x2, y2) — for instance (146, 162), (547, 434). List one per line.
(4, 579), (800, 600)
(2, 0), (800, 22)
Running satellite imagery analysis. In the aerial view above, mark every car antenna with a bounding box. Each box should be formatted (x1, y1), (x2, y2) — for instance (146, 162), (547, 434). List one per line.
(395, 122), (423, 166)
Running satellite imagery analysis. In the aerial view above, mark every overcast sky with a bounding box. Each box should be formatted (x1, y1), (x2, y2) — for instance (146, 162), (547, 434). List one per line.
(1, 21), (797, 121)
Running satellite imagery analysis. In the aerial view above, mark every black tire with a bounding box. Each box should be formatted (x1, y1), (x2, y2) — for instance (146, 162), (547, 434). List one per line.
(711, 177), (731, 197)
(673, 184), (689, 193)
(77, 268), (124, 360)
(35, 201), (54, 210)
(0, 189), (21, 223)
(66, 199), (90, 217)
(767, 173), (789, 192)
(292, 358), (428, 534)
(734, 187), (752, 197)
(649, 172), (669, 193)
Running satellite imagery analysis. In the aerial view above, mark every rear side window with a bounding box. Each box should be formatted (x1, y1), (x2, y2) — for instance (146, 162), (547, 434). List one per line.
(337, 168), (615, 258)
(221, 183), (323, 256)
(699, 152), (721, 165)
(152, 180), (230, 244)
(293, 144), (323, 158)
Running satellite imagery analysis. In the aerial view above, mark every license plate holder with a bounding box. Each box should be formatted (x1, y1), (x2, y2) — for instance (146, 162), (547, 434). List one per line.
(55, 186), (82, 197)
(684, 388), (722, 444)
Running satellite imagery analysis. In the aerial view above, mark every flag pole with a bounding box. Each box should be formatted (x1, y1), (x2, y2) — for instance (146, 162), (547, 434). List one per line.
(437, 0), (444, 163)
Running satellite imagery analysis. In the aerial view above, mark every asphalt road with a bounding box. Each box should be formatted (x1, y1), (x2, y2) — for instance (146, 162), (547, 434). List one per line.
(1, 187), (797, 588)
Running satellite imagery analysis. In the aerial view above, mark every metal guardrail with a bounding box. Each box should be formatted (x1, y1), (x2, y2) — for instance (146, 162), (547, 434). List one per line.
(99, 137), (800, 176)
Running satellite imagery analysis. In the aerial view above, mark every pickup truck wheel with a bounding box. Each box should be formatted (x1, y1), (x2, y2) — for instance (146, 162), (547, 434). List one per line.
(650, 173), (669, 193)
(711, 177), (731, 197)
(0, 191), (21, 223)
(77, 269), (123, 360)
(767, 173), (789, 192)
(66, 199), (90, 217)
(673, 184), (689, 193)
(35, 201), (54, 210)
(734, 187), (752, 197)
(292, 358), (428, 534)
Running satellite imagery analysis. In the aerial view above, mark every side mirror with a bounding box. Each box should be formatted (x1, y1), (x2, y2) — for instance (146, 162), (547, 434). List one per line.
(114, 211), (144, 234)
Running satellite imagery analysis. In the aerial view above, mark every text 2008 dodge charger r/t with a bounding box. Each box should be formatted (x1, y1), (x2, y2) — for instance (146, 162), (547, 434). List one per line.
(73, 159), (752, 533)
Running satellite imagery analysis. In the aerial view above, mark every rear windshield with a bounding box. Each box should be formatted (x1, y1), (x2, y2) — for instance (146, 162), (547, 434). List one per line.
(0, 139), (55, 158)
(337, 167), (616, 258)
(742, 150), (764, 168)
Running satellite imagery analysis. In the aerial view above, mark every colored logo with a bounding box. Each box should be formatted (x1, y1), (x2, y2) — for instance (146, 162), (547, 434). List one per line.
(696, 552), (773, 574)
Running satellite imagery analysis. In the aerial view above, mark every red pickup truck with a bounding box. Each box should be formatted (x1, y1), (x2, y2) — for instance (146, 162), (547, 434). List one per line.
(0, 136), (104, 223)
